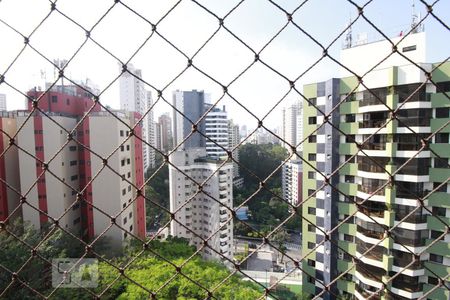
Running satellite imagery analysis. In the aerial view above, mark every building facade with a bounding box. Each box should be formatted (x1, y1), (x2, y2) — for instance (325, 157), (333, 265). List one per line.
(172, 90), (206, 150)
(156, 113), (172, 153)
(302, 32), (450, 300)
(0, 84), (146, 248)
(282, 101), (303, 152)
(282, 160), (303, 206)
(169, 148), (234, 263)
(119, 63), (155, 171)
(0, 94), (6, 111)
(0, 112), (20, 222)
(228, 119), (241, 179)
(205, 104), (228, 158)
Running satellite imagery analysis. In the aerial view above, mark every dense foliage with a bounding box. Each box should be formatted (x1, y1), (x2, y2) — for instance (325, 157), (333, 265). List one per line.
(145, 155), (170, 230)
(234, 143), (301, 235)
(0, 221), (264, 300)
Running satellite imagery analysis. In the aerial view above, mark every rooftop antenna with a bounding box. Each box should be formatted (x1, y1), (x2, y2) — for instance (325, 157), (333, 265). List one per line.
(344, 15), (353, 49)
(411, 0), (424, 33)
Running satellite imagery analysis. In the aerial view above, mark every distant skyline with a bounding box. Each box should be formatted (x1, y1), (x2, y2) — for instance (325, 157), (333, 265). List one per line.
(0, 0), (449, 130)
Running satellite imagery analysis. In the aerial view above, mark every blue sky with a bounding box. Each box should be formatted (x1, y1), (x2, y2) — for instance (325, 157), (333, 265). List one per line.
(0, 0), (449, 130)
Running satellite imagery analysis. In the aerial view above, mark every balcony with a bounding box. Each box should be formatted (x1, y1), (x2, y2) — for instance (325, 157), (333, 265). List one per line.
(357, 225), (384, 240)
(391, 274), (424, 293)
(356, 261), (385, 282)
(358, 203), (385, 219)
(356, 283), (381, 300)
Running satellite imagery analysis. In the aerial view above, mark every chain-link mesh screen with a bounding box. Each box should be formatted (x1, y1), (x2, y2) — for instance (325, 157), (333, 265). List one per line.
(0, 0), (449, 299)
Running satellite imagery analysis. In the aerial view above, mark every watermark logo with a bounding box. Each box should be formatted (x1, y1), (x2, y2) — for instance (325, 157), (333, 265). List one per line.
(52, 258), (98, 288)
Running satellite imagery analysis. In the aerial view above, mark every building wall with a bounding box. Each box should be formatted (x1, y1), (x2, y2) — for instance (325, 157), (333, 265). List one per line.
(89, 113), (136, 249)
(282, 160), (303, 206)
(0, 94), (6, 111)
(205, 105), (228, 158)
(302, 59), (450, 300)
(169, 149), (234, 263)
(172, 90), (206, 150)
(0, 115), (20, 221)
(17, 114), (81, 232)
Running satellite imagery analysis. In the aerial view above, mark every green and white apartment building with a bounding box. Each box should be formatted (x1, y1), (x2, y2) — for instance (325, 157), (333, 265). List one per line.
(301, 31), (450, 300)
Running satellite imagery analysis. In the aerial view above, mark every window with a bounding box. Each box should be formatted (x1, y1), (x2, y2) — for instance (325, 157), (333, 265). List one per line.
(345, 134), (355, 143)
(433, 182), (447, 192)
(307, 259), (315, 267)
(430, 254), (443, 264)
(308, 135), (316, 143)
(127, 172), (131, 178)
(121, 159), (125, 167)
(126, 145), (130, 151)
(308, 98), (316, 106)
(345, 114), (355, 122)
(436, 107), (449, 118)
(344, 175), (354, 183)
(428, 277), (439, 285)
(308, 224), (315, 232)
(70, 175), (78, 181)
(51, 95), (58, 103)
(308, 116), (317, 124)
(122, 189), (126, 196)
(69, 146), (77, 151)
(435, 157), (448, 168)
(128, 185), (131, 192)
(308, 189), (315, 196)
(127, 158), (131, 165)
(435, 133), (449, 144)
(66, 98), (70, 105)
(308, 207), (316, 215)
(432, 206), (446, 217)
(120, 145), (124, 152)
(307, 242), (315, 249)
(308, 171), (315, 179)
(120, 130), (124, 137)
(402, 45), (416, 52)
(69, 160), (77, 166)
(430, 230), (444, 240)
(344, 234), (354, 242)
(123, 217), (127, 224)
(308, 153), (316, 161)
(73, 217), (80, 225)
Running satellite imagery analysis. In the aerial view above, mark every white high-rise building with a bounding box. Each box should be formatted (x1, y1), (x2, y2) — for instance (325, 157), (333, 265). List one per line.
(281, 101), (303, 152)
(0, 94), (6, 111)
(228, 119), (240, 179)
(205, 104), (228, 158)
(296, 102), (303, 152)
(169, 148), (234, 263)
(145, 91), (156, 169)
(119, 63), (155, 171)
(281, 160), (302, 205)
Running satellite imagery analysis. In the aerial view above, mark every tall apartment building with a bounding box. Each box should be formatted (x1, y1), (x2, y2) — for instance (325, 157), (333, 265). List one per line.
(145, 91), (156, 169)
(156, 113), (172, 153)
(172, 90), (206, 150)
(0, 112), (20, 222)
(302, 31), (450, 300)
(0, 94), (6, 111)
(0, 84), (146, 248)
(205, 104), (228, 158)
(281, 160), (303, 206)
(169, 148), (234, 263)
(119, 63), (155, 171)
(228, 119), (240, 179)
(282, 101), (303, 152)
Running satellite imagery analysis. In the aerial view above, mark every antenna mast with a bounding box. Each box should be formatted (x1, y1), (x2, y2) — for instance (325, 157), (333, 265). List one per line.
(344, 16), (353, 49)
(411, 0), (424, 33)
